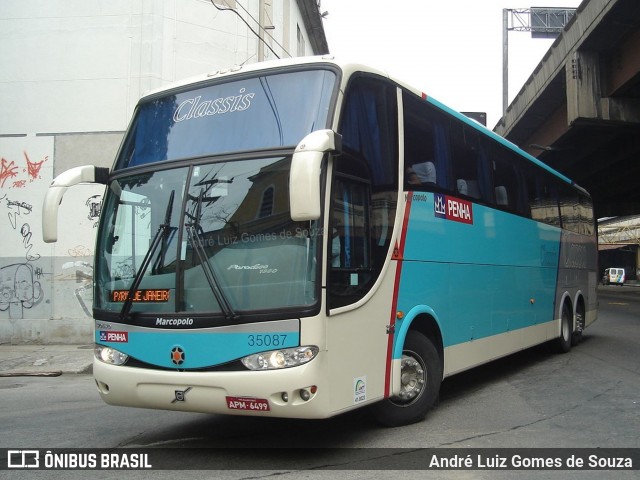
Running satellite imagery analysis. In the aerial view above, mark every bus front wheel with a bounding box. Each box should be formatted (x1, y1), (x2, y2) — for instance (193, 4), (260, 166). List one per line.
(370, 330), (442, 427)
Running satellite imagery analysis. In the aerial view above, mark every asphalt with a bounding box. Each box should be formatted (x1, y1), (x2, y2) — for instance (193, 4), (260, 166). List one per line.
(0, 344), (94, 377)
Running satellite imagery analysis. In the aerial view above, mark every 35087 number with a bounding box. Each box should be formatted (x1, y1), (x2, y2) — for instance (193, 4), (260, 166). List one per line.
(247, 334), (287, 347)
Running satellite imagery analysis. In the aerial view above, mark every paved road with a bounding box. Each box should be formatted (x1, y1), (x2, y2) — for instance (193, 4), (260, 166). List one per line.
(1, 286), (639, 479)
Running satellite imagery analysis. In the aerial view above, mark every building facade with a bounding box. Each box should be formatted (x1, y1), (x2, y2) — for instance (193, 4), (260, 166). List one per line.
(0, 0), (328, 343)
(598, 216), (640, 282)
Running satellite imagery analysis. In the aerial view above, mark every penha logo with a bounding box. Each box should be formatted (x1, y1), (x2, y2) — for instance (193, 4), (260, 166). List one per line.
(99, 331), (128, 343)
(434, 193), (474, 225)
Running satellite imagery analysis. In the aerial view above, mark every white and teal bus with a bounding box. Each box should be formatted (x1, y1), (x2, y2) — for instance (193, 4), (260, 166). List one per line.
(43, 56), (597, 426)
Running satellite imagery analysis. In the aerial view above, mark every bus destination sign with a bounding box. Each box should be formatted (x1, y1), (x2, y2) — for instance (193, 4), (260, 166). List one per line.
(110, 289), (171, 303)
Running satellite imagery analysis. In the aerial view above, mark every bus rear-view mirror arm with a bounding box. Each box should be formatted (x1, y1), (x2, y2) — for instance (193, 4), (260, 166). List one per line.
(289, 129), (341, 222)
(42, 165), (110, 243)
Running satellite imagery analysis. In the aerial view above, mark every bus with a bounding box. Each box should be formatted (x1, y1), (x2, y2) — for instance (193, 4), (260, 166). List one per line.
(42, 56), (597, 426)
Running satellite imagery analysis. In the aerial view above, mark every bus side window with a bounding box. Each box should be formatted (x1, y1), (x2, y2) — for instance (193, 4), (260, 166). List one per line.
(402, 91), (451, 191)
(451, 124), (490, 201)
(528, 170), (561, 227)
(579, 194), (595, 236)
(559, 183), (580, 233)
(490, 143), (525, 214)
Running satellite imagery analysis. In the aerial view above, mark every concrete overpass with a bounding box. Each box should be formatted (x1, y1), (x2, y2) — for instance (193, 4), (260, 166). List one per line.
(494, 0), (640, 218)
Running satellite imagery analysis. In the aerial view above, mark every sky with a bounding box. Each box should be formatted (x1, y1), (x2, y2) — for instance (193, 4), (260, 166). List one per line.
(319, 0), (583, 128)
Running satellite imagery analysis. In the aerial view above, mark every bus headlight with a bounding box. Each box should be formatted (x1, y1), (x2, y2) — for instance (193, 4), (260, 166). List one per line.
(241, 346), (318, 370)
(95, 345), (129, 366)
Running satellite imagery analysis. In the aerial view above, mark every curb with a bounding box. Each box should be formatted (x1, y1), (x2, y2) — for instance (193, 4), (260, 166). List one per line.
(0, 344), (94, 377)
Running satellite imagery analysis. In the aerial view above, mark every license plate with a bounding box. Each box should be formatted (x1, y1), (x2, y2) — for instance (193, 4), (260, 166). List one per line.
(226, 396), (270, 412)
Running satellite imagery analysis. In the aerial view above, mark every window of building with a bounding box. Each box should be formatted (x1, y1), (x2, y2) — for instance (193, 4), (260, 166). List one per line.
(258, 185), (274, 218)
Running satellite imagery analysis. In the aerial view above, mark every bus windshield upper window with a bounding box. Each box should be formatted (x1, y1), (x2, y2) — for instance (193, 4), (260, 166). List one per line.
(116, 69), (336, 169)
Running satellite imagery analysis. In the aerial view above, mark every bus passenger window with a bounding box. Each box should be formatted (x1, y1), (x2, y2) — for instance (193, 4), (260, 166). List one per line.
(402, 91), (451, 191)
(450, 124), (489, 201)
(490, 143), (523, 213)
(528, 170), (561, 227)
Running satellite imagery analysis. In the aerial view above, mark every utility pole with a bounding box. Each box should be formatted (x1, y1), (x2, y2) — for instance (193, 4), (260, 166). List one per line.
(258, 0), (265, 62)
(503, 9), (509, 117)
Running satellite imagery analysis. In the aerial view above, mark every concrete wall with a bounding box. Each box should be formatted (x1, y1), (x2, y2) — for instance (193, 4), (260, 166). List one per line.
(0, 135), (108, 343)
(0, 0), (325, 344)
(0, 0), (317, 135)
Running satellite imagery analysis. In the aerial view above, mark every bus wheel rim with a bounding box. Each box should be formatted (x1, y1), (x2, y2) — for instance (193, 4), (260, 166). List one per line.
(392, 351), (426, 406)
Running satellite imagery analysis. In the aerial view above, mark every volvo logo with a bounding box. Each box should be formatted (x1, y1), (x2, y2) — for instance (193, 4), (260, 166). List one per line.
(171, 387), (192, 403)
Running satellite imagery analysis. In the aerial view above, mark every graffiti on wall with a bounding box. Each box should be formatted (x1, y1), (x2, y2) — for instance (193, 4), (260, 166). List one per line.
(0, 140), (104, 327)
(0, 158), (19, 187)
(0, 147), (50, 321)
(2, 195), (40, 262)
(0, 150), (48, 264)
(1, 151), (48, 189)
(0, 262), (44, 319)
(86, 194), (102, 228)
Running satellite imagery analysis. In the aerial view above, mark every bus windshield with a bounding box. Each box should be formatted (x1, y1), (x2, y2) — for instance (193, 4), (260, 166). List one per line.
(95, 156), (320, 318)
(116, 68), (337, 169)
(93, 67), (337, 320)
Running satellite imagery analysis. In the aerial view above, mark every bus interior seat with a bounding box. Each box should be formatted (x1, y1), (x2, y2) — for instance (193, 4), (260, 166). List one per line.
(456, 179), (467, 195)
(412, 161), (436, 184)
(495, 186), (509, 206)
(457, 179), (479, 198)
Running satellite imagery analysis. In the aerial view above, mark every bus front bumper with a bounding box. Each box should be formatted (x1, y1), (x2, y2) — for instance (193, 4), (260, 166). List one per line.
(92, 353), (332, 419)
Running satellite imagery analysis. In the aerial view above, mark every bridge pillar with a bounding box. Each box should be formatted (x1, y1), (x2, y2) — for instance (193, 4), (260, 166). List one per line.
(566, 50), (601, 124)
(567, 49), (640, 126)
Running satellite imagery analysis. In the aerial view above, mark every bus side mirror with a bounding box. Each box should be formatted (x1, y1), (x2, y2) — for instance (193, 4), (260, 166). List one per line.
(289, 130), (341, 221)
(42, 165), (109, 243)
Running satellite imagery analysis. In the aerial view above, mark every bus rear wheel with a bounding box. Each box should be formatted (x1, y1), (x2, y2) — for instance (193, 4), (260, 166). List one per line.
(571, 302), (585, 346)
(370, 331), (442, 427)
(554, 303), (573, 353)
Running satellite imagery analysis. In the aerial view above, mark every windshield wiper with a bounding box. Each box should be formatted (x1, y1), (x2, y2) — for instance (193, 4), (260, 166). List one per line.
(119, 190), (175, 322)
(186, 189), (238, 320)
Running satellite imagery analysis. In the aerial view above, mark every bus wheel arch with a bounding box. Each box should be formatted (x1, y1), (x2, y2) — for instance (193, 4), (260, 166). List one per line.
(404, 313), (444, 365)
(370, 312), (443, 427)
